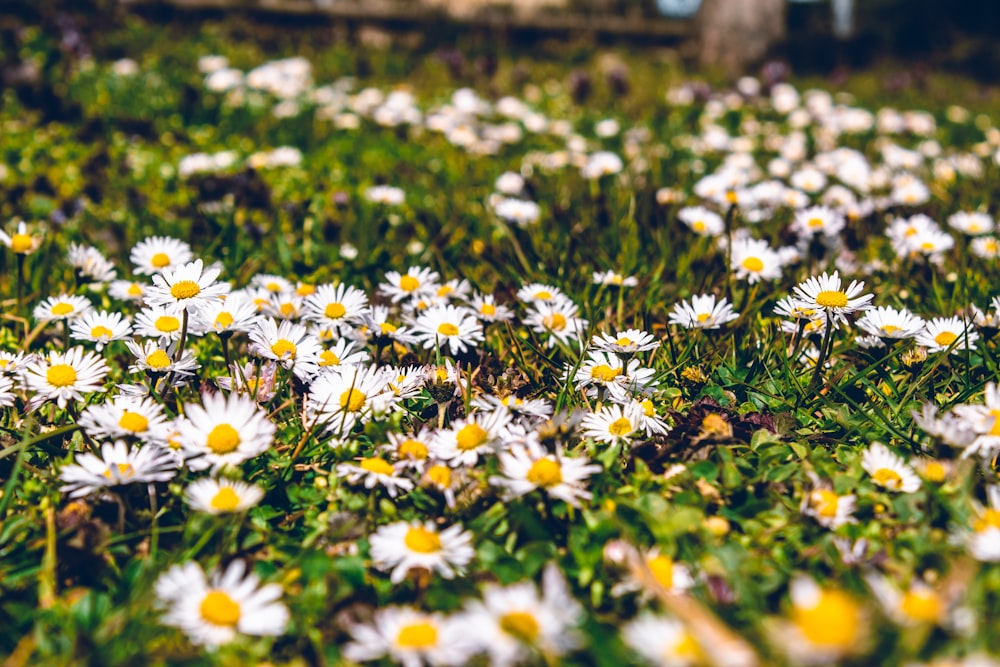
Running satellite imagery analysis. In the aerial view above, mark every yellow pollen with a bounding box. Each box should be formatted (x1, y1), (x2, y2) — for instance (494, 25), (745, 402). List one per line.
(880, 324), (900, 335)
(456, 423), (488, 450)
(437, 323), (459, 336)
(920, 242), (935, 252)
(973, 509), (1000, 532)
(210, 486), (241, 511)
(986, 409), (1000, 437)
(534, 290), (553, 300)
(673, 631), (704, 660)
(127, 283), (143, 297)
(815, 290), (849, 308)
(359, 458), (396, 476)
(265, 282), (282, 292)
(480, 303), (496, 316)
(296, 283), (315, 296)
(437, 285), (453, 297)
(543, 313), (567, 331)
(319, 350), (340, 366)
(647, 555), (675, 589)
(399, 439), (428, 459)
(119, 411), (149, 433)
(324, 302), (346, 319)
(697, 313), (712, 323)
(900, 589), (942, 623)
(155, 315), (180, 332)
(741, 256), (764, 272)
(499, 612), (540, 643)
(90, 325), (113, 339)
(200, 590), (241, 627)
(616, 336), (633, 346)
(206, 424), (241, 454)
(793, 589), (860, 648)
(693, 221), (706, 232)
(271, 339), (297, 359)
(214, 312), (234, 329)
(808, 217), (824, 229)
(145, 350), (171, 369)
(873, 468), (903, 488)
(427, 464), (452, 488)
(399, 275), (420, 292)
(103, 462), (135, 479)
(904, 227), (918, 237)
(434, 368), (449, 383)
(46, 364), (77, 387)
(934, 331), (958, 347)
(591, 364), (622, 383)
(279, 302), (296, 318)
(169, 280), (201, 300)
(812, 490), (840, 518)
(608, 417), (634, 437)
(396, 622), (439, 649)
(923, 461), (947, 482)
(51, 302), (75, 316)
(340, 389), (366, 412)
(404, 526), (441, 553)
(380, 322), (398, 334)
(150, 252), (171, 268)
(526, 458), (562, 487)
(10, 233), (34, 253)
(640, 399), (655, 417)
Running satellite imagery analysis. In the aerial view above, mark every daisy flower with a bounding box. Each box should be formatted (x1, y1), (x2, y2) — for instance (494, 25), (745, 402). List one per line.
(315, 337), (369, 371)
(263, 292), (303, 321)
(380, 266), (439, 303)
(24, 346), (109, 410)
(590, 328), (660, 356)
(130, 236), (193, 275)
(385, 365), (427, 400)
(250, 273), (294, 295)
(146, 259), (229, 313)
(971, 236), (1000, 259)
(460, 563), (583, 667)
(343, 607), (477, 667)
(125, 339), (200, 377)
(965, 486), (1000, 562)
(860, 442), (921, 493)
(493, 197), (541, 226)
(383, 429), (435, 469)
(855, 306), (925, 340)
(949, 211), (994, 236)
(192, 295), (260, 335)
(432, 279), (472, 303)
(432, 410), (513, 467)
(154, 559), (288, 647)
(358, 306), (419, 345)
(790, 205), (845, 238)
(307, 365), (394, 436)
(0, 375), (14, 407)
(800, 482), (857, 529)
(581, 403), (644, 444)
(730, 237), (783, 283)
(69, 310), (132, 350)
(592, 270), (639, 287)
(472, 394), (554, 420)
(621, 613), (705, 667)
(77, 395), (171, 445)
(303, 282), (369, 329)
(468, 293), (515, 323)
(184, 478), (265, 514)
(771, 577), (867, 666)
(952, 383), (1000, 459)
(792, 271), (873, 319)
(611, 547), (695, 599)
(368, 520), (475, 583)
(365, 185), (406, 206)
(677, 206), (724, 237)
(108, 279), (147, 303)
(916, 316), (979, 353)
(248, 318), (321, 380)
(335, 457), (414, 497)
(516, 282), (568, 305)
(67, 243), (116, 284)
(581, 151), (624, 178)
(59, 440), (177, 498)
(175, 391), (276, 471)
(490, 438), (601, 507)
(524, 297), (588, 349)
(668, 294), (739, 329)
(412, 304), (484, 355)
(33, 294), (93, 323)
(0, 220), (43, 255)
(865, 574), (946, 627)
(134, 305), (193, 344)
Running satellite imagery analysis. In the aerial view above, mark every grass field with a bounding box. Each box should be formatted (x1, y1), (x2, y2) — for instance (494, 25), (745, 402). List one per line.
(2, 11), (1000, 667)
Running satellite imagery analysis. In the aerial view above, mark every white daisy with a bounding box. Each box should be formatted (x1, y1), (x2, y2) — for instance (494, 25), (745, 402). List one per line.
(335, 457), (414, 498)
(307, 365), (395, 436)
(343, 606), (477, 667)
(772, 577), (867, 666)
(800, 483), (857, 529)
(192, 295), (260, 335)
(581, 403), (644, 444)
(515, 282), (568, 305)
(494, 197), (541, 227)
(668, 294), (739, 329)
(0, 220), (43, 255)
(175, 391), (276, 471)
(77, 395), (171, 445)
(33, 294), (93, 323)
(130, 236), (193, 275)
(948, 211), (994, 236)
(431, 410), (513, 467)
(468, 293), (515, 323)
(69, 310), (132, 350)
(125, 339), (200, 377)
(611, 547), (696, 599)
(592, 270), (639, 287)
(108, 279), (147, 303)
(303, 282), (369, 329)
(380, 266), (439, 303)
(622, 613), (705, 667)
(133, 305), (192, 344)
(790, 205), (845, 238)
(67, 243), (116, 284)
(248, 318), (322, 380)
(590, 328), (660, 356)
(24, 346), (109, 410)
(59, 440), (176, 498)
(368, 520), (475, 583)
(146, 259), (230, 313)
(860, 442), (921, 493)
(730, 237), (783, 283)
(855, 306), (925, 340)
(0, 375), (15, 408)
(412, 304), (484, 355)
(916, 316), (978, 353)
(490, 437), (601, 507)
(184, 478), (265, 514)
(951, 383), (1000, 459)
(365, 185), (406, 206)
(792, 271), (873, 319)
(965, 486), (1000, 562)
(677, 206), (724, 237)
(524, 297), (588, 349)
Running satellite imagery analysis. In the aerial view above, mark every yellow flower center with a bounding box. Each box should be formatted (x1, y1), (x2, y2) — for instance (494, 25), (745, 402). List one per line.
(534, 290), (553, 300)
(934, 331), (958, 347)
(210, 487), (241, 511)
(647, 555), (675, 589)
(271, 339), (297, 359)
(10, 233), (34, 253)
(499, 611), (540, 643)
(741, 256), (764, 272)
(692, 221), (706, 232)
(526, 458), (562, 487)
(103, 462), (135, 479)
(127, 283), (143, 297)
(396, 622), (439, 649)
(437, 323), (459, 336)
(640, 399), (655, 417)
(973, 509), (1000, 532)
(90, 325), (113, 339)
(118, 411), (149, 433)
(608, 417), (634, 437)
(399, 275), (420, 292)
(456, 423), (488, 450)
(155, 315), (180, 333)
(206, 424), (241, 454)
(380, 322), (398, 334)
(900, 589), (942, 623)
(880, 324), (900, 335)
(296, 283), (315, 296)
(146, 350), (171, 369)
(340, 388), (366, 412)
(922, 461), (947, 482)
(359, 457), (395, 476)
(808, 217), (824, 229)
(591, 364), (622, 383)
(324, 302), (346, 319)
(279, 302), (296, 318)
(170, 280), (201, 300)
(873, 468), (903, 489)
(697, 313), (712, 323)
(812, 489), (840, 518)
(793, 589), (860, 648)
(404, 526), (441, 553)
(920, 242), (935, 252)
(673, 631), (704, 660)
(150, 252), (171, 268)
(214, 312), (234, 329)
(815, 290), (848, 308)
(480, 303), (496, 316)
(200, 590), (241, 627)
(427, 464), (452, 488)
(543, 313), (567, 331)
(986, 409), (1000, 437)
(437, 285), (453, 297)
(319, 350), (340, 366)
(46, 364), (77, 387)
(616, 336), (633, 346)
(399, 439), (428, 459)
(51, 302), (75, 316)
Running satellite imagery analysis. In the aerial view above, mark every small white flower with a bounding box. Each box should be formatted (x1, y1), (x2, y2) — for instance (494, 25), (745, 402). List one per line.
(368, 521), (475, 584)
(860, 442), (921, 493)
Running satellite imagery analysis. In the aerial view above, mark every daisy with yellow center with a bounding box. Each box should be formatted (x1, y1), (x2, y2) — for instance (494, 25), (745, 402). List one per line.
(380, 266), (439, 303)
(856, 306), (925, 341)
(916, 316), (979, 355)
(800, 481), (857, 529)
(343, 607), (476, 667)
(668, 294), (740, 330)
(525, 297), (589, 349)
(307, 365), (396, 437)
(412, 304), (484, 355)
(154, 560), (288, 647)
(147, 258), (229, 313)
(491, 438), (602, 507)
(622, 613), (706, 667)
(792, 271), (873, 320)
(130, 236), (193, 275)
(591, 328), (660, 357)
(59, 440), (177, 498)
(581, 403), (645, 445)
(431, 410), (513, 467)
(33, 294), (93, 323)
(69, 309), (132, 351)
(124, 339), (200, 377)
(24, 346), (110, 410)
(184, 478), (265, 514)
(0, 221), (43, 255)
(175, 391), (276, 471)
(861, 442), (921, 493)
(777, 577), (867, 664)
(77, 395), (170, 445)
(730, 237), (783, 283)
(469, 293), (514, 323)
(677, 205), (724, 237)
(303, 282), (369, 328)
(248, 318), (322, 380)
(368, 520), (474, 583)
(335, 456), (414, 498)
(866, 574), (945, 627)
(516, 282), (568, 305)
(964, 486), (1000, 562)
(610, 547), (696, 600)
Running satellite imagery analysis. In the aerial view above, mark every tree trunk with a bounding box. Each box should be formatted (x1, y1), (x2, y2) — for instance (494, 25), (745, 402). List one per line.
(697, 0), (786, 77)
